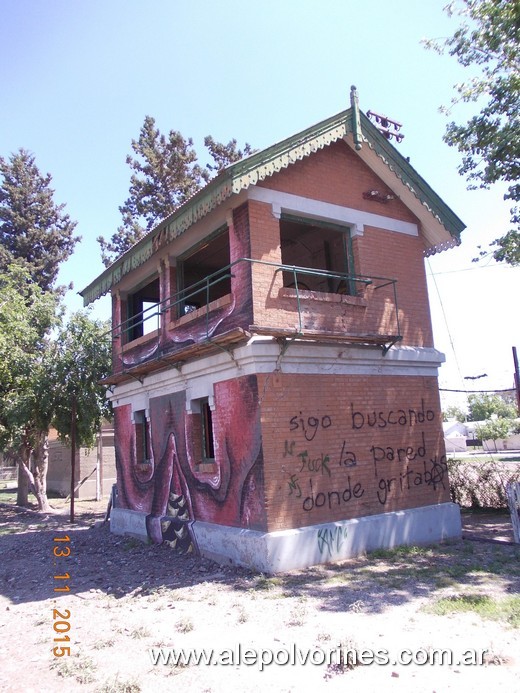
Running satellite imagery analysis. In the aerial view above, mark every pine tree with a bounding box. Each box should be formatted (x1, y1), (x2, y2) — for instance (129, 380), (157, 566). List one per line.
(0, 149), (79, 290)
(98, 117), (254, 267)
(204, 135), (255, 174)
(97, 116), (209, 266)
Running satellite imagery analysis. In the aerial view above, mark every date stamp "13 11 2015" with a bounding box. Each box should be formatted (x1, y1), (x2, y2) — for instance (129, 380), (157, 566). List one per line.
(52, 535), (72, 657)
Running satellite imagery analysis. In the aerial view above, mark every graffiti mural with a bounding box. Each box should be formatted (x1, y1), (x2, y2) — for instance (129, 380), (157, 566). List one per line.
(116, 203), (254, 373)
(161, 491), (193, 553)
(114, 375), (266, 546)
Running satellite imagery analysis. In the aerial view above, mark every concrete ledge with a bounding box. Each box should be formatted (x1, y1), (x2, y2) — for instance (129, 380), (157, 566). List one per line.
(110, 507), (149, 541)
(192, 502), (462, 573)
(109, 503), (461, 572)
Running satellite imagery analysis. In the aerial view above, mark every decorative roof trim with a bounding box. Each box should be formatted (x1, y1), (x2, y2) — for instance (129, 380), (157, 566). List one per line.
(353, 113), (465, 245)
(424, 237), (460, 257)
(80, 99), (464, 306)
(80, 112), (352, 305)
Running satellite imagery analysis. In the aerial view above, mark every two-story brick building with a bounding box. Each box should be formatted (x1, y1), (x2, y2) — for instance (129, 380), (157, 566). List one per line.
(81, 88), (465, 572)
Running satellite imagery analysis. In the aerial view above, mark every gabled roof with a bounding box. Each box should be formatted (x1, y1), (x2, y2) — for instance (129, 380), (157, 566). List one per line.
(80, 88), (465, 306)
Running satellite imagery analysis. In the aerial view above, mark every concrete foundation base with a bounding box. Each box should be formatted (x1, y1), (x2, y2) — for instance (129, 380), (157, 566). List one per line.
(110, 502), (461, 573)
(110, 507), (149, 541)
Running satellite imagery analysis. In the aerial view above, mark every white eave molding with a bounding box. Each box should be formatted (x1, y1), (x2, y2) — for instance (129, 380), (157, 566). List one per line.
(247, 187), (419, 238)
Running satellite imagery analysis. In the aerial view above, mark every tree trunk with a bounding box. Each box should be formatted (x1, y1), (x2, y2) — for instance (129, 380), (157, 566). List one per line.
(16, 440), (35, 506)
(16, 461), (29, 506)
(32, 431), (51, 512)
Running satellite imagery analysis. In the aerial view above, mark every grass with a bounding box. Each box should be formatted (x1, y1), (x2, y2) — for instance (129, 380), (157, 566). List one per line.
(253, 574), (284, 590)
(92, 638), (115, 649)
(315, 541), (520, 597)
(324, 638), (362, 678)
(0, 485), (18, 504)
(286, 597), (308, 626)
(449, 454), (520, 463)
(425, 594), (520, 627)
(369, 545), (434, 560)
(51, 654), (97, 684)
(95, 676), (142, 693)
(235, 604), (248, 623)
(175, 617), (194, 633)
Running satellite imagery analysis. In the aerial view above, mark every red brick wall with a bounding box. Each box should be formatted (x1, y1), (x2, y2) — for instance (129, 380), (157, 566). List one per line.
(248, 199), (284, 322)
(258, 140), (418, 222)
(258, 372), (449, 532)
(246, 140), (433, 346)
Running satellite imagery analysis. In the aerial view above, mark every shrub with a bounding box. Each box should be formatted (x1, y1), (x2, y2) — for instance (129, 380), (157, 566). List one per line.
(448, 458), (520, 509)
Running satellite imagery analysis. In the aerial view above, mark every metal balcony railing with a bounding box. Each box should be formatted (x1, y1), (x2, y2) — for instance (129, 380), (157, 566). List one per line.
(110, 258), (402, 379)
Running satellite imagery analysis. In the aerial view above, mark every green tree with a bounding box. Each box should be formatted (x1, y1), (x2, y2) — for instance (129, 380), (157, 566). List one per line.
(51, 311), (112, 448)
(0, 265), (59, 509)
(97, 116), (209, 266)
(0, 271), (111, 511)
(0, 149), (80, 291)
(475, 417), (513, 451)
(467, 392), (517, 421)
(97, 117), (254, 266)
(425, 0), (520, 265)
(443, 404), (467, 422)
(203, 135), (255, 174)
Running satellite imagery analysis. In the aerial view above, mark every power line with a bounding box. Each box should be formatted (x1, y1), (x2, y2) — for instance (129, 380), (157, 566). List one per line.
(440, 388), (515, 394)
(428, 263), (514, 276)
(426, 258), (468, 396)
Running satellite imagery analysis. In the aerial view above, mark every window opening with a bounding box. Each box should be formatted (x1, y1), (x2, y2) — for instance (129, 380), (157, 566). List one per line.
(177, 228), (230, 316)
(201, 399), (215, 461)
(280, 216), (355, 295)
(134, 410), (150, 464)
(126, 276), (160, 341)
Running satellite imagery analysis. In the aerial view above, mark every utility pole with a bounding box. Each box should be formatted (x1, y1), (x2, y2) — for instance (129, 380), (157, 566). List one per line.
(70, 395), (76, 524)
(513, 346), (520, 416)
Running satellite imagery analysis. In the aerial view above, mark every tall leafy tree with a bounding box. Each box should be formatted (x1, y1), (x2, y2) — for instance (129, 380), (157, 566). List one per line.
(98, 117), (254, 266)
(0, 265), (59, 509)
(467, 392), (517, 421)
(97, 116), (209, 266)
(52, 311), (112, 449)
(443, 404), (467, 422)
(425, 0), (520, 265)
(0, 287), (112, 510)
(204, 135), (255, 174)
(475, 417), (513, 450)
(0, 149), (80, 290)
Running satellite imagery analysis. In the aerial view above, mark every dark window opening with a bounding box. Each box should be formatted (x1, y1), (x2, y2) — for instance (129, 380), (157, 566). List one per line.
(280, 217), (355, 295)
(201, 399), (215, 461)
(126, 277), (160, 342)
(134, 410), (150, 464)
(178, 229), (231, 316)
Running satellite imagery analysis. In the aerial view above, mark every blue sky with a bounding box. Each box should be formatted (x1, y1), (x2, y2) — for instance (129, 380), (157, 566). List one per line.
(1, 0), (518, 403)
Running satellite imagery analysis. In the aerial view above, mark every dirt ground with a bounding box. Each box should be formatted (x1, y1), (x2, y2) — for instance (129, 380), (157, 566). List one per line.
(0, 495), (519, 693)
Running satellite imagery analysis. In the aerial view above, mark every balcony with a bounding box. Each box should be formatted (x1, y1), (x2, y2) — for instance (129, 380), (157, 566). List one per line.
(105, 259), (402, 385)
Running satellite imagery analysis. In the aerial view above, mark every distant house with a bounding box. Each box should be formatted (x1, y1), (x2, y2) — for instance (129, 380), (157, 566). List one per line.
(80, 88), (465, 572)
(442, 420), (468, 454)
(46, 424), (116, 500)
(443, 419), (520, 453)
